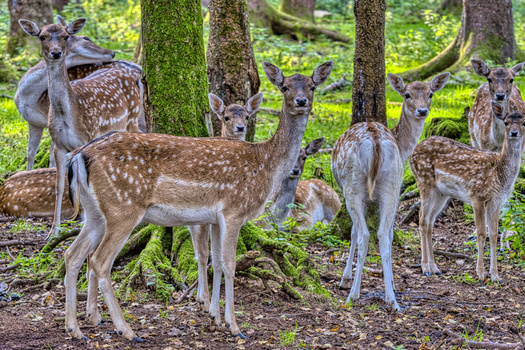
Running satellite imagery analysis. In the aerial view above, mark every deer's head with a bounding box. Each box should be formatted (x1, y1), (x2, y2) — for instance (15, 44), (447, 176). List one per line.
(262, 61), (333, 116)
(471, 59), (524, 102)
(491, 102), (525, 142)
(208, 93), (264, 140)
(289, 138), (325, 179)
(19, 17), (88, 63)
(387, 72), (450, 120)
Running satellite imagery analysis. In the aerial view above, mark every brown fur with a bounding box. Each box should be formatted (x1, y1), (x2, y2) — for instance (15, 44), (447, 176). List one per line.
(291, 179), (341, 228)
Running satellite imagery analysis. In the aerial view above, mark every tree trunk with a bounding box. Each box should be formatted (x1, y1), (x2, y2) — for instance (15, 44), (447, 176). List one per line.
(248, 0), (350, 43)
(141, 0), (209, 137)
(351, 0), (386, 126)
(279, 0), (315, 23)
(51, 0), (71, 11)
(436, 0), (462, 14)
(7, 0), (53, 57)
(207, 0), (260, 140)
(403, 0), (525, 81)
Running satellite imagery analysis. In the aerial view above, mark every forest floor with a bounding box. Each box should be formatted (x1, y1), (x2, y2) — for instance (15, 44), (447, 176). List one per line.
(1, 201), (524, 350)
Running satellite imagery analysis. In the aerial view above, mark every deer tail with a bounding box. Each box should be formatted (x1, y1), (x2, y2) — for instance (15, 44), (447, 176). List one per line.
(367, 140), (381, 200)
(67, 152), (88, 220)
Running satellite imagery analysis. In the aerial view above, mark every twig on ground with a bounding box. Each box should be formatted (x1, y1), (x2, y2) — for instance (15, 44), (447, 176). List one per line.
(400, 200), (421, 225)
(54, 312), (85, 322)
(325, 98), (351, 104)
(0, 240), (37, 247)
(322, 73), (350, 94)
(434, 249), (474, 261)
(0, 260), (11, 265)
(0, 94), (14, 99)
(322, 247), (342, 256)
(399, 190), (419, 201)
(5, 246), (16, 260)
(443, 328), (525, 349)
(0, 263), (20, 273)
(259, 107), (280, 116)
(175, 262), (211, 304)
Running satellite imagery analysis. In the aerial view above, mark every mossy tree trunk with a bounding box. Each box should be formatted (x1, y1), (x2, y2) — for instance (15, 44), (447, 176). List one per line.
(207, 0), (260, 141)
(403, 0), (525, 81)
(351, 0), (386, 126)
(141, 0), (209, 136)
(7, 0), (53, 57)
(436, 0), (462, 15)
(280, 0), (315, 23)
(248, 0), (350, 43)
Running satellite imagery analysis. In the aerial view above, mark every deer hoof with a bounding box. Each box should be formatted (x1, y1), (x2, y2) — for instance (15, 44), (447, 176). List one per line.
(423, 272), (431, 277)
(234, 333), (247, 339)
(435, 271), (442, 276)
(131, 337), (143, 344)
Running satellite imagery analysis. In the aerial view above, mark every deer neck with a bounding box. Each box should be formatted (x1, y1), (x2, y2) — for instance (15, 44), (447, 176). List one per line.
(268, 175), (300, 223)
(497, 136), (523, 189)
(391, 105), (425, 162)
(45, 59), (76, 122)
(265, 106), (309, 192)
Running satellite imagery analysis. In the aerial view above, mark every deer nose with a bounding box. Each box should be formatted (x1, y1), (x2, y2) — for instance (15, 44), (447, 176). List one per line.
(291, 169), (300, 176)
(51, 51), (62, 59)
(295, 97), (308, 107)
(235, 126), (245, 132)
(496, 93), (506, 101)
(510, 131), (519, 137)
(416, 108), (428, 117)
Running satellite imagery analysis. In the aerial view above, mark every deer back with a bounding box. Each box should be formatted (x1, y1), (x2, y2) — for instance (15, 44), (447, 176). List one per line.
(291, 179), (341, 228)
(0, 169), (73, 218)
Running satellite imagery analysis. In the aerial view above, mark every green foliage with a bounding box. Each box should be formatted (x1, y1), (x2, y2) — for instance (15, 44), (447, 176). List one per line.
(278, 323), (298, 347)
(500, 192), (525, 258)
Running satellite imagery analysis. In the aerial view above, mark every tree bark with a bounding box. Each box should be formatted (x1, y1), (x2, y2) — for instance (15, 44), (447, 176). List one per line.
(207, 0), (260, 140)
(51, 0), (71, 11)
(436, 0), (462, 14)
(7, 0), (53, 57)
(141, 0), (209, 137)
(248, 0), (350, 43)
(279, 0), (315, 23)
(403, 0), (525, 81)
(351, 0), (386, 126)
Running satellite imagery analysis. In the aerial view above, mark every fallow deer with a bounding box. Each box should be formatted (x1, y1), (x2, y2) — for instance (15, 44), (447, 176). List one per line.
(19, 18), (143, 238)
(291, 179), (341, 229)
(266, 137), (325, 229)
(469, 59), (525, 152)
(410, 103), (525, 282)
(0, 168), (73, 218)
(16, 15), (116, 171)
(331, 72), (450, 310)
(64, 61), (333, 341)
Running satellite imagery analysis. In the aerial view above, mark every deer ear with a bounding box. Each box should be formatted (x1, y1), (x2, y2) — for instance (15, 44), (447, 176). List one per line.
(511, 62), (524, 77)
(312, 61), (334, 86)
(67, 18), (86, 35)
(491, 101), (506, 121)
(56, 15), (67, 26)
(262, 62), (284, 87)
(18, 20), (40, 37)
(208, 93), (225, 118)
(471, 59), (490, 78)
(305, 137), (325, 156)
(430, 72), (450, 92)
(246, 93), (263, 116)
(387, 73), (405, 95)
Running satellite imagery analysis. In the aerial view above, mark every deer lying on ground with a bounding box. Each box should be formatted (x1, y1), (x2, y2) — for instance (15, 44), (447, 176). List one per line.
(0, 169), (73, 218)
(469, 59), (525, 152)
(291, 178), (341, 229)
(331, 72), (450, 310)
(16, 15), (114, 170)
(410, 103), (525, 282)
(19, 18), (143, 238)
(64, 61), (333, 341)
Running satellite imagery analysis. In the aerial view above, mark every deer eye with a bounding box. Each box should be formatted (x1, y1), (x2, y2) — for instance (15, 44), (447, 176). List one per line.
(504, 121), (509, 126)
(224, 116), (230, 121)
(83, 36), (90, 41)
(429, 92), (433, 99)
(310, 86), (316, 91)
(245, 115), (250, 120)
(39, 36), (45, 41)
(405, 92), (411, 99)
(64, 35), (69, 41)
(302, 157), (307, 161)
(282, 86), (289, 92)
(487, 78), (493, 83)
(510, 79), (514, 84)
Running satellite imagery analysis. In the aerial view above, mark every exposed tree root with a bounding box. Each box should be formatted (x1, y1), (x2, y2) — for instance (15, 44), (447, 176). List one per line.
(443, 328), (525, 349)
(41, 228), (80, 254)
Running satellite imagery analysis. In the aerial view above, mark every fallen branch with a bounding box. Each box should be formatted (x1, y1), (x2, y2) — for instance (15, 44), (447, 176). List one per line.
(400, 200), (420, 225)
(0, 260), (11, 265)
(19, 278), (61, 293)
(0, 94), (14, 99)
(5, 246), (16, 260)
(175, 262), (211, 304)
(400, 189), (419, 201)
(0, 263), (20, 273)
(0, 240), (37, 247)
(54, 312), (85, 322)
(443, 328), (525, 349)
(41, 228), (80, 253)
(322, 73), (350, 94)
(259, 107), (280, 116)
(326, 98), (351, 104)
(434, 249), (474, 261)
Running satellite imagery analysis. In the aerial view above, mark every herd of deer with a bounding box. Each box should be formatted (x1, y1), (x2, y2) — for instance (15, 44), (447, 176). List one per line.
(0, 15), (523, 342)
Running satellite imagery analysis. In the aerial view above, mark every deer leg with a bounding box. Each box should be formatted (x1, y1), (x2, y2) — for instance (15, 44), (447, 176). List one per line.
(189, 224), (210, 311)
(90, 214), (144, 342)
(86, 252), (102, 325)
(48, 147), (68, 239)
(26, 124), (44, 171)
(346, 196), (369, 303)
(419, 191), (447, 276)
(209, 224), (223, 327)
(340, 224), (357, 290)
(472, 201), (488, 281)
(49, 141), (56, 168)
(220, 218), (244, 338)
(377, 192), (400, 311)
(487, 207), (501, 282)
(64, 213), (105, 339)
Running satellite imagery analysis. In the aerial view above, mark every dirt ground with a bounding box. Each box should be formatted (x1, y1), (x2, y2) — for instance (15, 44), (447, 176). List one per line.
(1, 200), (524, 350)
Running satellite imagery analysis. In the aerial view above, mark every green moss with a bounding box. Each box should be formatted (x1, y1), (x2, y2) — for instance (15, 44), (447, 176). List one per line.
(422, 112), (470, 145)
(514, 179), (525, 195)
(402, 165), (415, 188)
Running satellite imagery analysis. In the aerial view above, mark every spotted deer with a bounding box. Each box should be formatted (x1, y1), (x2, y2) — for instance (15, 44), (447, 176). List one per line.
(410, 103), (525, 282)
(469, 59), (525, 152)
(266, 137), (325, 229)
(64, 61), (333, 341)
(16, 15), (116, 170)
(0, 168), (73, 218)
(290, 179), (341, 229)
(331, 72), (450, 310)
(19, 18), (143, 238)
(208, 93), (260, 140)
